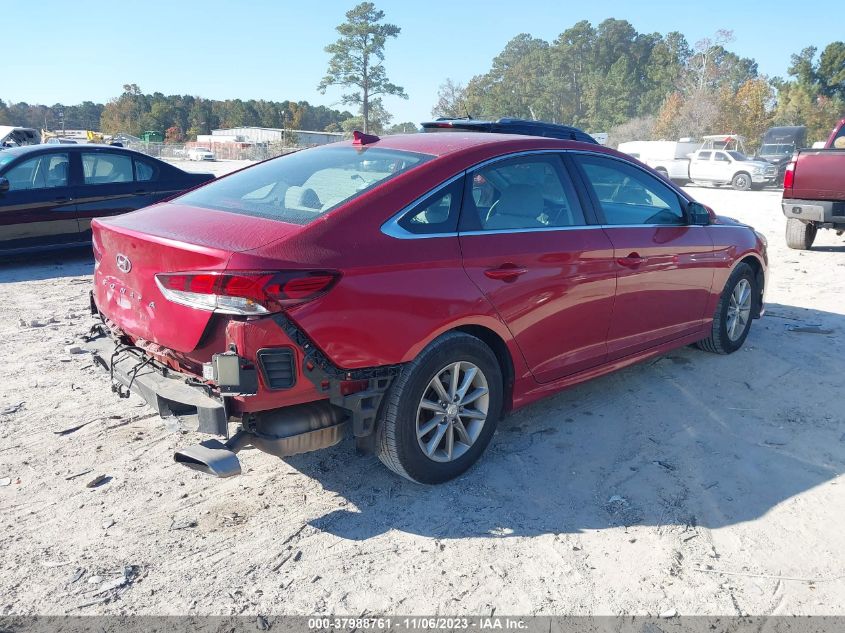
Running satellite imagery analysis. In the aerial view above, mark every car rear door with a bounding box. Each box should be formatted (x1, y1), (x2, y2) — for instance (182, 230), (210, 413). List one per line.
(458, 153), (617, 383)
(75, 151), (166, 239)
(0, 150), (80, 252)
(571, 152), (715, 360)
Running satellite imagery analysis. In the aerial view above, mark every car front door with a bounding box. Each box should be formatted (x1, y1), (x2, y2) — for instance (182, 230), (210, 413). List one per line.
(0, 151), (80, 253)
(572, 152), (715, 360)
(458, 153), (617, 383)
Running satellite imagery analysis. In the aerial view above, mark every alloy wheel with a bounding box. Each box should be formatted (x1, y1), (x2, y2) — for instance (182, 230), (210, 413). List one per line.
(416, 361), (490, 463)
(726, 278), (752, 341)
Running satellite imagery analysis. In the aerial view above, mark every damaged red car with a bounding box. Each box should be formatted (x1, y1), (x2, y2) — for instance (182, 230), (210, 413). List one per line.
(87, 122), (768, 483)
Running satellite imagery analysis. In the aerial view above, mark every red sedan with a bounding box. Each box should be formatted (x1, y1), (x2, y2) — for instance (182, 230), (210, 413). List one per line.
(87, 128), (768, 484)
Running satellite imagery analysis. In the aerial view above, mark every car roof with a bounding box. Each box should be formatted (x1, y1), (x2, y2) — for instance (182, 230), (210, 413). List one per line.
(0, 143), (141, 158)
(333, 132), (599, 158)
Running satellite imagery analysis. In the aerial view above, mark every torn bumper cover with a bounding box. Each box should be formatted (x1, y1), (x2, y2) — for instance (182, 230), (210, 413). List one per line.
(84, 323), (362, 477)
(85, 329), (228, 436)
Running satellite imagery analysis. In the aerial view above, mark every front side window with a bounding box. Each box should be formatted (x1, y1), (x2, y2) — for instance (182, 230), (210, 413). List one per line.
(576, 154), (685, 226)
(177, 146), (431, 225)
(462, 155), (585, 231)
(3, 153), (69, 191)
(715, 152), (731, 162)
(82, 152), (133, 184)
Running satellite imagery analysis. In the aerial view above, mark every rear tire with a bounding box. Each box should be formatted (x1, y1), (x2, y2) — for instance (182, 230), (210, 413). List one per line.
(732, 172), (752, 191)
(785, 218), (817, 250)
(696, 263), (756, 355)
(376, 332), (503, 484)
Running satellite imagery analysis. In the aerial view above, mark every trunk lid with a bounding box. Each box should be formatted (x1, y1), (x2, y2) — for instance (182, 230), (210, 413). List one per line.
(93, 202), (303, 352)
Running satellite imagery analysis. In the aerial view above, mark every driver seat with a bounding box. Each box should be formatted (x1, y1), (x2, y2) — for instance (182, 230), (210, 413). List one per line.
(484, 184), (544, 230)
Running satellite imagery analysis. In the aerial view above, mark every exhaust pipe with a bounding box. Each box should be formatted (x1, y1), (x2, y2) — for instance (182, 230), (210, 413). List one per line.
(174, 402), (347, 477)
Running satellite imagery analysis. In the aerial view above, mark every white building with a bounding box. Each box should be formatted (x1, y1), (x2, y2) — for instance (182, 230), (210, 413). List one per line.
(209, 127), (343, 147)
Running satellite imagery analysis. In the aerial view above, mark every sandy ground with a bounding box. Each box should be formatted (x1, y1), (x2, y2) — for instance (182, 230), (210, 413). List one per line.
(1, 167), (844, 617)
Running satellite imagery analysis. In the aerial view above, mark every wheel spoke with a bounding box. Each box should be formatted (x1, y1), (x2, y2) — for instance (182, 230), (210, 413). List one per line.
(460, 408), (487, 421)
(417, 414), (444, 438)
(430, 376), (450, 403)
(419, 399), (443, 413)
(445, 424), (454, 460)
(727, 313), (737, 338)
(448, 362), (461, 400)
(456, 366), (477, 400)
(461, 387), (488, 406)
(425, 423), (448, 456)
(453, 418), (472, 445)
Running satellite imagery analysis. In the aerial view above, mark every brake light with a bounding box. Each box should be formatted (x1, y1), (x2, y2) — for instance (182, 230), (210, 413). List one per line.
(155, 270), (340, 315)
(783, 161), (796, 189)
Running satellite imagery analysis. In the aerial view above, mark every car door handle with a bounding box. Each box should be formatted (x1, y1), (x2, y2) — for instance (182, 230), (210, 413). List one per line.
(53, 196), (70, 202)
(133, 189), (147, 195)
(617, 253), (647, 268)
(484, 265), (528, 281)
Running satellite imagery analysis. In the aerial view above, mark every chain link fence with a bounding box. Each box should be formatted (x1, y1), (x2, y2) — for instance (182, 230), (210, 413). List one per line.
(124, 141), (301, 162)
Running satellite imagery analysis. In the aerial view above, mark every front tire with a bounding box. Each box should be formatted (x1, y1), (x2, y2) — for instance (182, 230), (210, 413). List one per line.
(697, 263), (756, 354)
(376, 332), (503, 484)
(785, 218), (817, 250)
(732, 172), (752, 191)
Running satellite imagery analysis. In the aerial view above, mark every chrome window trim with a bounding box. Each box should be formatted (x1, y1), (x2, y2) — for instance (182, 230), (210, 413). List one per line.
(380, 148), (700, 240)
(380, 172), (466, 240)
(459, 225), (606, 237)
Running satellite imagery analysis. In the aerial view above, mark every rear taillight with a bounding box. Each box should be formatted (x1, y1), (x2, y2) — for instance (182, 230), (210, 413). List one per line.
(783, 161), (796, 189)
(91, 236), (102, 269)
(155, 270), (340, 315)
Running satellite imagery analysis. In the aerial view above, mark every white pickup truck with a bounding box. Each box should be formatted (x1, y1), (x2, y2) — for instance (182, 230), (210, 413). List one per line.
(687, 149), (778, 190)
(619, 137), (779, 190)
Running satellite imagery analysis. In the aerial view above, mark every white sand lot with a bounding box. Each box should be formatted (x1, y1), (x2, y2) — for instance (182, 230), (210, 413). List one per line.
(0, 168), (843, 616)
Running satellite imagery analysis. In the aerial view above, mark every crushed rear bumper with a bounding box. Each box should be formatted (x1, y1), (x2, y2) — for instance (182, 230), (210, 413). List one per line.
(84, 329), (228, 436)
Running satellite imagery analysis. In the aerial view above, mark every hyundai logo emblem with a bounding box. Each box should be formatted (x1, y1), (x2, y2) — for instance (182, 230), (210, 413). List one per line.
(116, 253), (132, 273)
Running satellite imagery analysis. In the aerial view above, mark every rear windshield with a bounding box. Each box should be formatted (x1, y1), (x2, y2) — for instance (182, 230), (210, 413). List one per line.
(177, 145), (432, 224)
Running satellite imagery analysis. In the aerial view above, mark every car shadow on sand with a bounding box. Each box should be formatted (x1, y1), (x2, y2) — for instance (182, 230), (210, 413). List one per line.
(0, 249), (93, 283)
(283, 302), (845, 541)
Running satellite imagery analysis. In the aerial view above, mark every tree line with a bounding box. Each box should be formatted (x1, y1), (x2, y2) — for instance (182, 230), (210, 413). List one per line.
(2, 5), (844, 148)
(0, 87), (355, 141)
(433, 22), (845, 149)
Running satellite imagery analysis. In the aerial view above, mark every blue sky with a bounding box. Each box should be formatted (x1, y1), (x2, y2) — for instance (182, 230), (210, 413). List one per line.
(3, 0), (841, 127)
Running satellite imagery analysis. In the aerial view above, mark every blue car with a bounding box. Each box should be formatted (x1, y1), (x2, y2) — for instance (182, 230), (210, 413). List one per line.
(0, 144), (214, 256)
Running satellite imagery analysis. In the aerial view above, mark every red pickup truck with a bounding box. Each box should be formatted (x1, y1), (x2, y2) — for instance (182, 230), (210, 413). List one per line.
(782, 118), (845, 249)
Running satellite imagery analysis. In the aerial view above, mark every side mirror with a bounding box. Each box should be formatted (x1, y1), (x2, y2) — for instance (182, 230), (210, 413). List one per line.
(0, 177), (9, 194)
(688, 201), (711, 226)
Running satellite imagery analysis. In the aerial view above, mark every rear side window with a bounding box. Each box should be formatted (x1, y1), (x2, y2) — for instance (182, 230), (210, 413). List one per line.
(575, 154), (685, 226)
(3, 153), (69, 190)
(397, 178), (462, 234)
(134, 159), (157, 181)
(698, 151), (712, 160)
(82, 152), (133, 184)
(177, 146), (432, 225)
(462, 155), (585, 231)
